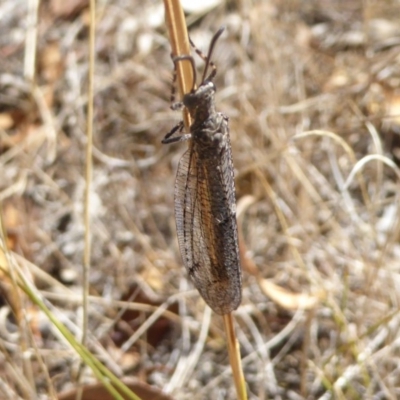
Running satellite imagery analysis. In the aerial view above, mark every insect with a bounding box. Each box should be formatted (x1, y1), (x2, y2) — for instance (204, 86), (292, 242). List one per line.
(162, 27), (242, 315)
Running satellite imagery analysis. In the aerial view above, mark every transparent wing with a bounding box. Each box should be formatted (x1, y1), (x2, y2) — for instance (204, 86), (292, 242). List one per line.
(174, 123), (241, 314)
(174, 148), (195, 273)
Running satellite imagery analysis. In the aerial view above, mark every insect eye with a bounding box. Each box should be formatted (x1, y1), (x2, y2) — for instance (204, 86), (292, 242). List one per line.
(205, 81), (215, 89)
(200, 81), (216, 94)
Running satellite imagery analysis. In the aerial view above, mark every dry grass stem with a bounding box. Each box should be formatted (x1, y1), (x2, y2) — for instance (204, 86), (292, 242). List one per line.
(163, 2), (247, 398)
(163, 0), (193, 129)
(224, 313), (248, 400)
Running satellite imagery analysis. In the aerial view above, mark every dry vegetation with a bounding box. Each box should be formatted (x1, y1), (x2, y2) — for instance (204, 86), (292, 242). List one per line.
(1, 0), (400, 399)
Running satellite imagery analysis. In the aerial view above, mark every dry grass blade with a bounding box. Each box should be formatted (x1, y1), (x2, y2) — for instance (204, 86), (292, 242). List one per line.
(163, 0), (193, 129)
(75, 0), (96, 397)
(0, 248), (142, 400)
(24, 0), (39, 83)
(163, 1), (247, 398)
(81, 0), (95, 353)
(223, 314), (247, 400)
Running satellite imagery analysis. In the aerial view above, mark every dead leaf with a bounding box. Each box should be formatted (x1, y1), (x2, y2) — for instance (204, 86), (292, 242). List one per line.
(258, 279), (324, 310)
(58, 379), (174, 400)
(107, 341), (141, 372)
(0, 113), (14, 130)
(324, 68), (350, 91)
(50, 0), (88, 19)
(386, 91), (400, 126)
(112, 284), (177, 349)
(2, 202), (21, 251)
(141, 264), (164, 291)
(3, 202), (20, 230)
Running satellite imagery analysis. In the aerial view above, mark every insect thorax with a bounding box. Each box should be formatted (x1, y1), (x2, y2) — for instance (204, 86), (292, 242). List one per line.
(192, 113), (228, 155)
(184, 81), (217, 122)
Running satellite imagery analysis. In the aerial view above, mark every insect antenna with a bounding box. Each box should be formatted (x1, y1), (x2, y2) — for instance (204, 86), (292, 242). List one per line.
(169, 26), (226, 103)
(201, 26), (225, 83)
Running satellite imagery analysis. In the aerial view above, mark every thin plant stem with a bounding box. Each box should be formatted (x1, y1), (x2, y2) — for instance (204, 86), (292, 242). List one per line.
(82, 0), (96, 350)
(163, 0), (193, 130)
(163, 2), (247, 398)
(77, 0), (96, 397)
(223, 313), (248, 400)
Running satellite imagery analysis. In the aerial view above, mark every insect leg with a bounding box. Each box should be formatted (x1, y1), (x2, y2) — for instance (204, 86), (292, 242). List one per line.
(172, 54), (197, 92)
(171, 101), (184, 111)
(170, 52), (197, 107)
(162, 132), (191, 144)
(170, 52), (179, 105)
(162, 121), (191, 144)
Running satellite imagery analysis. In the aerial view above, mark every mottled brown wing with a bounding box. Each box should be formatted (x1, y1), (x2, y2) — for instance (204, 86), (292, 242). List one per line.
(174, 147), (195, 272)
(174, 124), (241, 315)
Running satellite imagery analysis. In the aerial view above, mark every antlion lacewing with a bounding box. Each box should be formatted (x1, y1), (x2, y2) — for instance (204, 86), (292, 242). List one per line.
(162, 27), (242, 315)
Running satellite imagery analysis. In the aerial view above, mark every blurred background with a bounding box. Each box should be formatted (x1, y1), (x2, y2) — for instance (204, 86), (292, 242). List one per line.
(1, 0), (400, 398)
